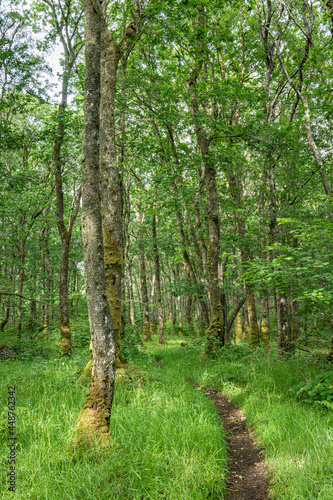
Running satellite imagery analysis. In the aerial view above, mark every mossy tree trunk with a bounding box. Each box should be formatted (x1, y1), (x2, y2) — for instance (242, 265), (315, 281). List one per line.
(277, 293), (292, 355)
(152, 210), (165, 344)
(0, 299), (9, 331)
(99, 8), (141, 367)
(100, 26), (124, 368)
(246, 288), (259, 346)
(204, 161), (225, 352)
(188, 6), (224, 353)
(16, 243), (25, 338)
(234, 312), (243, 344)
(43, 0), (83, 355)
(135, 200), (151, 341)
(261, 296), (270, 347)
(75, 0), (116, 446)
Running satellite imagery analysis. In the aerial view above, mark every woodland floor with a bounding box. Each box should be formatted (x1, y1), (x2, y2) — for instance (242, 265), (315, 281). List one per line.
(203, 387), (270, 500)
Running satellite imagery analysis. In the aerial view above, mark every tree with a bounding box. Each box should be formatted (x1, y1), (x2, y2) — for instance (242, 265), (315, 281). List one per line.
(75, 0), (116, 445)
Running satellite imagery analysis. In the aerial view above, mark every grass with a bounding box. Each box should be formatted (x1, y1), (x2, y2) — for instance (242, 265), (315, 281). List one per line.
(1, 329), (333, 499)
(172, 340), (333, 500)
(0, 331), (226, 499)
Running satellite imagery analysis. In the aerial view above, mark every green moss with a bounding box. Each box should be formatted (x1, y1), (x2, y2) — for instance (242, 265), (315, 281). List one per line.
(143, 323), (152, 342)
(60, 324), (72, 355)
(72, 378), (113, 455)
(205, 316), (224, 355)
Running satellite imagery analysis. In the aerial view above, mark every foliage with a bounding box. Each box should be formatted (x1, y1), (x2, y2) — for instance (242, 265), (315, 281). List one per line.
(291, 371), (333, 410)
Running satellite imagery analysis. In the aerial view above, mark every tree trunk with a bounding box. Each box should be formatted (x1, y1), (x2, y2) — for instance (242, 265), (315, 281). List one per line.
(0, 300), (9, 331)
(187, 6), (224, 352)
(100, 25), (124, 368)
(58, 238), (72, 353)
(135, 201), (151, 341)
(17, 243), (25, 337)
(150, 271), (158, 336)
(261, 295), (270, 347)
(246, 288), (259, 346)
(128, 265), (136, 327)
(53, 51), (81, 354)
(75, 0), (116, 447)
(234, 311), (243, 344)
(277, 293), (292, 355)
(243, 298), (249, 340)
(186, 295), (194, 333)
(152, 211), (165, 344)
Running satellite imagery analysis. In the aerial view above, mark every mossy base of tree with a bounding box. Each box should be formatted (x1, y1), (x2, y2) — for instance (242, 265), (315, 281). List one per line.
(72, 381), (112, 456)
(205, 317), (224, 355)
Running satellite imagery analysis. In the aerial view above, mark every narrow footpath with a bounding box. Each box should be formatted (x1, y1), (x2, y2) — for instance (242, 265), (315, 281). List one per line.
(204, 388), (270, 500)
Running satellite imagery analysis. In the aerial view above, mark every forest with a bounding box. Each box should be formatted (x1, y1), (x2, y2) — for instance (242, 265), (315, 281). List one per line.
(1, 0), (333, 498)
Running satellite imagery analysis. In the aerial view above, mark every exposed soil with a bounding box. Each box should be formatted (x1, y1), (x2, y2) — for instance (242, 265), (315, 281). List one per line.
(203, 388), (270, 500)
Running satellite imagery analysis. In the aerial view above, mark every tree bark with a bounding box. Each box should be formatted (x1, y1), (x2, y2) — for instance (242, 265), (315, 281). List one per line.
(188, 6), (224, 352)
(0, 300), (9, 331)
(135, 201), (151, 341)
(152, 210), (165, 344)
(75, 0), (116, 446)
(225, 296), (246, 343)
(46, 1), (83, 354)
(261, 295), (270, 347)
(99, 25), (124, 368)
(17, 239), (25, 337)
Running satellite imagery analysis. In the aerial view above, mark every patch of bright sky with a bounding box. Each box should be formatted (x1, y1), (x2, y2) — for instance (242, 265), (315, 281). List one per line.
(24, 0), (63, 102)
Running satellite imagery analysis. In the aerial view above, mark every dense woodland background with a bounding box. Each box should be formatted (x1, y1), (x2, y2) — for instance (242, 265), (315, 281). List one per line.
(1, 0), (333, 357)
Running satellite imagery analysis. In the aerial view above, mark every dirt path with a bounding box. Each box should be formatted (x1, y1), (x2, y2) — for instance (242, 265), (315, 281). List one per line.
(203, 388), (270, 500)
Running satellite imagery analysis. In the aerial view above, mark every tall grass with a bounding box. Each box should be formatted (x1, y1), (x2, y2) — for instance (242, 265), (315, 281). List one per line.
(176, 340), (333, 500)
(0, 334), (227, 499)
(1, 330), (332, 499)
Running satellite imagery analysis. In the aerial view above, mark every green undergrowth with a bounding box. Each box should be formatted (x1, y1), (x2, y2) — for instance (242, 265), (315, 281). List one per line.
(171, 339), (333, 500)
(0, 332), (227, 499)
(1, 330), (332, 499)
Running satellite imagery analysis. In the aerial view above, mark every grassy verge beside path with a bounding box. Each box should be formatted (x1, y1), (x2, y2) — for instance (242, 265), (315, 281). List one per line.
(0, 336), (227, 499)
(164, 339), (333, 500)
